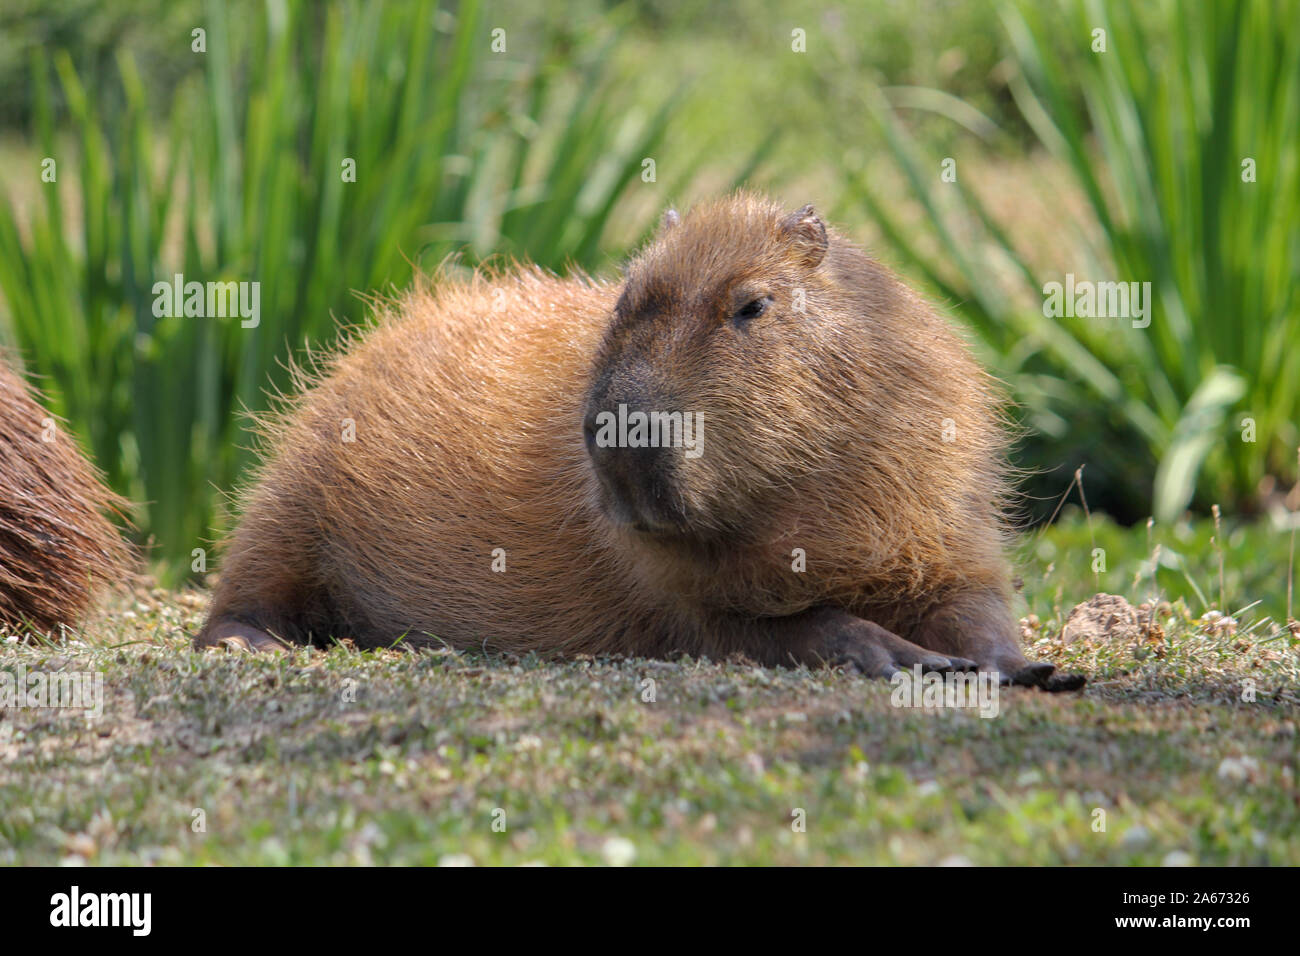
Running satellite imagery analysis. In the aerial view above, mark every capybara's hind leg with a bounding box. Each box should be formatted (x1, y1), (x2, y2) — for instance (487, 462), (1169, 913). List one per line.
(195, 617), (291, 654)
(195, 495), (324, 653)
(909, 589), (1085, 691)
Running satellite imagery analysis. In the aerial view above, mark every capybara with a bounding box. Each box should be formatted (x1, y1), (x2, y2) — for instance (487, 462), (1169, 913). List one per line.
(198, 192), (1082, 690)
(0, 356), (133, 633)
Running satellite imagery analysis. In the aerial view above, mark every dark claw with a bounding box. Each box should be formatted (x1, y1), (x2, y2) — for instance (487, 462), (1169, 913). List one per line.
(1010, 661), (1057, 687)
(1042, 672), (1087, 693)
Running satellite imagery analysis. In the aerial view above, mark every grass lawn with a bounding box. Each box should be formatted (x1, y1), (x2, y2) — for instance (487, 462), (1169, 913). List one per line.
(1, 515), (1296, 866)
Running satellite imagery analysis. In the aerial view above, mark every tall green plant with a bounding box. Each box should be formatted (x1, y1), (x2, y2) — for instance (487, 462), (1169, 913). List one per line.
(848, 0), (1299, 523)
(0, 0), (766, 580)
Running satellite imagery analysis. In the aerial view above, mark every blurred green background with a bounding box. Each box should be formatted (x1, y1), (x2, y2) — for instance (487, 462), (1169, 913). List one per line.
(0, 0), (1297, 611)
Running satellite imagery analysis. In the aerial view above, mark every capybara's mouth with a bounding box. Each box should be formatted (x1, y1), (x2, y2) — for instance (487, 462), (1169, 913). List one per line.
(599, 487), (691, 539)
(627, 515), (689, 538)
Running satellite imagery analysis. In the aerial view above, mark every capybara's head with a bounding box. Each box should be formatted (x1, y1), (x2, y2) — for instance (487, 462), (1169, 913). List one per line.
(583, 192), (884, 544)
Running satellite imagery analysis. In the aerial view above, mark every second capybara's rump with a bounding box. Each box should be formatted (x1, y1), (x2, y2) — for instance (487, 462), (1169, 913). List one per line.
(0, 357), (133, 633)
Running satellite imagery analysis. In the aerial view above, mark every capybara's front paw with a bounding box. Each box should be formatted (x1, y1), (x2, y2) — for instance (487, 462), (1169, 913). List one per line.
(819, 621), (978, 680)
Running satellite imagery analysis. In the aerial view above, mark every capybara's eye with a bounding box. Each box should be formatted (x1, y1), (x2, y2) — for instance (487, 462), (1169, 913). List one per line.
(732, 296), (770, 326)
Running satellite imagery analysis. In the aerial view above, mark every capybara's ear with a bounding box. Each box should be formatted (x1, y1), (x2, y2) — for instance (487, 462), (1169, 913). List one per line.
(660, 207), (681, 231)
(778, 203), (828, 268)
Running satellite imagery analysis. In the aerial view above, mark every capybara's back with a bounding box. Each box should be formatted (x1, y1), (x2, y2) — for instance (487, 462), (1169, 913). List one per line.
(0, 358), (133, 633)
(200, 192), (1081, 690)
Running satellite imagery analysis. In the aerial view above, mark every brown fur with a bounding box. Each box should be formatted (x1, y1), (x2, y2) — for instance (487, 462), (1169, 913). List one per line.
(198, 192), (1081, 689)
(0, 357), (134, 633)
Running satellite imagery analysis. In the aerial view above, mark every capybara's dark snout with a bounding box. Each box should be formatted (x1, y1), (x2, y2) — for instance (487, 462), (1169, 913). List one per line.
(583, 398), (687, 534)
